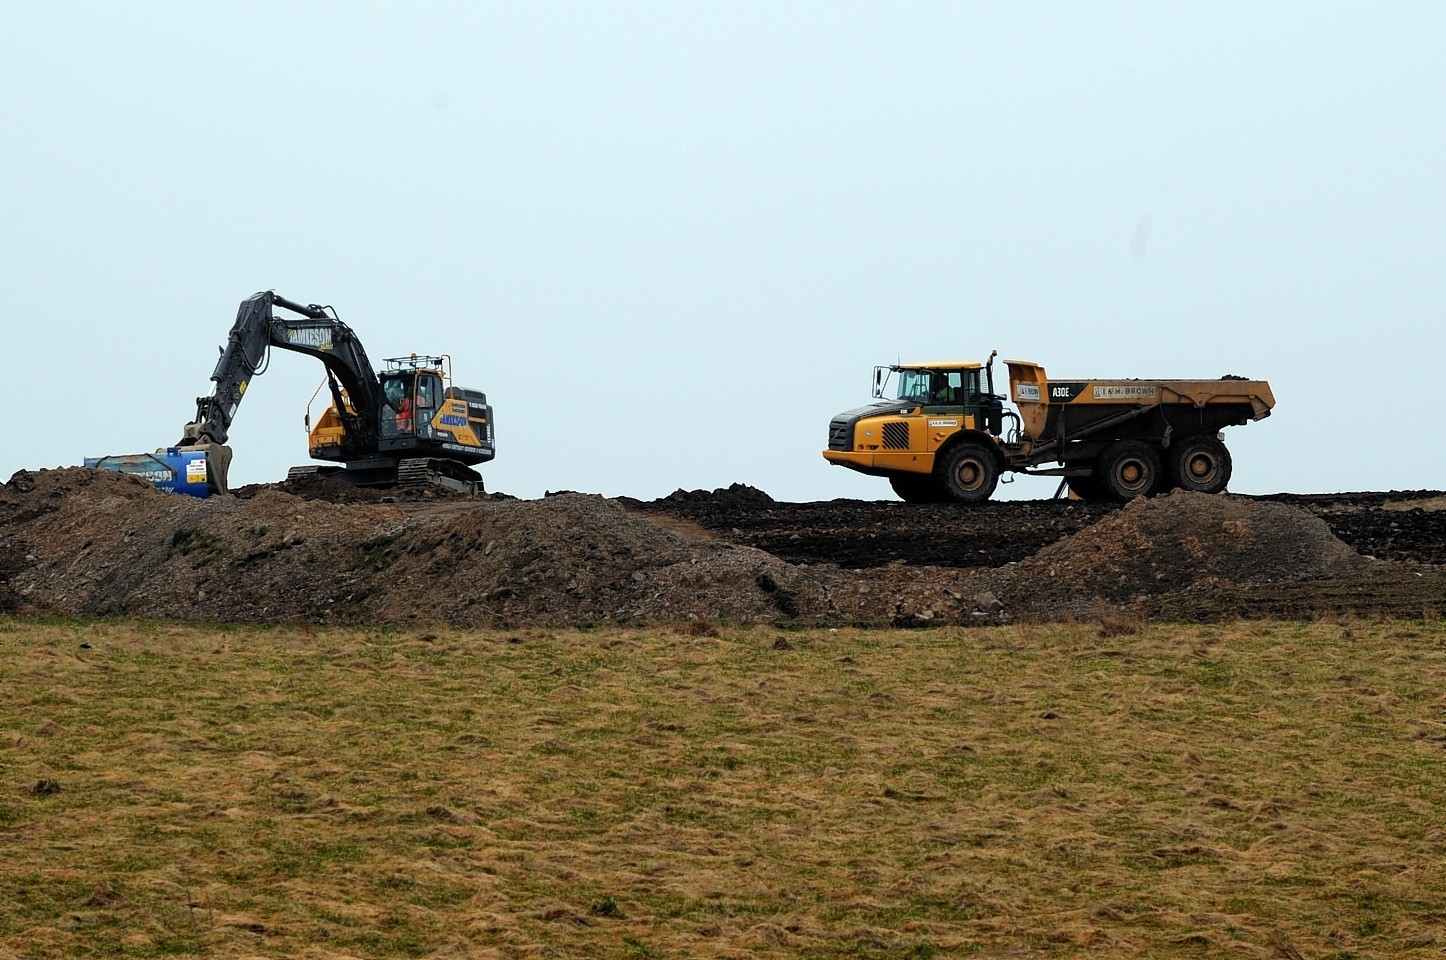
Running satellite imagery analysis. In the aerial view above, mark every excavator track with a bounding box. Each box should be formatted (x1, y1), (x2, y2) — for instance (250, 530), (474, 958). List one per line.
(286, 460), (482, 495)
(285, 464), (342, 483)
(396, 458), (485, 495)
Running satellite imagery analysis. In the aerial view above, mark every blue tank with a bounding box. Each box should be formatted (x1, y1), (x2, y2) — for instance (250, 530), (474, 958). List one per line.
(84, 448), (213, 498)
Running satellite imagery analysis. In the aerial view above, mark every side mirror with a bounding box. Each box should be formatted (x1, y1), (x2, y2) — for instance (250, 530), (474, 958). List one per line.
(872, 366), (885, 398)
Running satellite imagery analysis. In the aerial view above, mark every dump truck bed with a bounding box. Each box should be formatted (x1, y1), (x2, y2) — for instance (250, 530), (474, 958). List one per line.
(1005, 361), (1275, 451)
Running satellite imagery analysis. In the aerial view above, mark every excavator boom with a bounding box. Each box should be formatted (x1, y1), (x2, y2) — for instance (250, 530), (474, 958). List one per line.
(182, 291), (382, 453)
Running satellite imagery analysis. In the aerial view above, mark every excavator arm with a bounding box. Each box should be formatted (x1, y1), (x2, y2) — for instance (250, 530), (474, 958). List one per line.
(179, 291), (385, 450)
(175, 291), (387, 493)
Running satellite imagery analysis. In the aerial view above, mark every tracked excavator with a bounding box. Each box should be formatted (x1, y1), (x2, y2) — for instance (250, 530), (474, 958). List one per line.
(86, 291), (495, 496)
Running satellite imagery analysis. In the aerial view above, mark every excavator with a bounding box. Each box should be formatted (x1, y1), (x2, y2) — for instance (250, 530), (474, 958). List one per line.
(85, 291), (495, 496)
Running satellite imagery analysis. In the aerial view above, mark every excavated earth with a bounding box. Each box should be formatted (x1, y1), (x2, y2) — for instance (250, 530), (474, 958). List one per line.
(1, 468), (1442, 627)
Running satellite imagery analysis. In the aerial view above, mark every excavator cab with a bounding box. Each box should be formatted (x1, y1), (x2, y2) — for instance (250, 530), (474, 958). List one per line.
(378, 359), (445, 440)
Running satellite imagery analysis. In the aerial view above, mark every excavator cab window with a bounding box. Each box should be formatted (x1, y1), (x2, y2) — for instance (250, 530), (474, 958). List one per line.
(416, 373), (442, 420)
(381, 373), (412, 437)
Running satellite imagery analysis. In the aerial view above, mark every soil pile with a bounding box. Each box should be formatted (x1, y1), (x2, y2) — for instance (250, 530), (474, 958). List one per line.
(365, 492), (840, 626)
(654, 482), (776, 508)
(232, 472), (512, 505)
(1260, 491), (1446, 564)
(992, 491), (1381, 618)
(2, 468), (1439, 626)
(0, 468), (837, 627)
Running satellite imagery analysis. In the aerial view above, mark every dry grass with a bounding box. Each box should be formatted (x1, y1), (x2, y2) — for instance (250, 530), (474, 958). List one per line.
(1384, 495), (1446, 513)
(2, 616), (1445, 958)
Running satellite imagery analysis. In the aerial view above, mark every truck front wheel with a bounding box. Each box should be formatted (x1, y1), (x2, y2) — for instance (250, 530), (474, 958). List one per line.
(1171, 436), (1232, 494)
(889, 474), (944, 503)
(1099, 440), (1162, 501)
(937, 443), (999, 502)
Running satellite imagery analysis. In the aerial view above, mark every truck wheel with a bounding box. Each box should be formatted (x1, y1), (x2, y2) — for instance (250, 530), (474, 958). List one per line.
(1065, 475), (1104, 501)
(937, 442), (999, 502)
(889, 474), (943, 503)
(1171, 436), (1232, 494)
(1098, 440), (1162, 501)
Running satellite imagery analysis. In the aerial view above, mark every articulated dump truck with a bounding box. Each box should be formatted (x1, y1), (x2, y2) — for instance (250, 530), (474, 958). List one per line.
(823, 352), (1275, 503)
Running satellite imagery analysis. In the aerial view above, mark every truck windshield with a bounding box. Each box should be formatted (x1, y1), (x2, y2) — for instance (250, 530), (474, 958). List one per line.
(896, 369), (969, 405)
(896, 370), (933, 403)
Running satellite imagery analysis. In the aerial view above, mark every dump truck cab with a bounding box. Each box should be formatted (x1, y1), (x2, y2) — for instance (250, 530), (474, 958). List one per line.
(824, 359), (1010, 502)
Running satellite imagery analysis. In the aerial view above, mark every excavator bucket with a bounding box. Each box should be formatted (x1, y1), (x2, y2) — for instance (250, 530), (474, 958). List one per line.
(84, 444), (232, 498)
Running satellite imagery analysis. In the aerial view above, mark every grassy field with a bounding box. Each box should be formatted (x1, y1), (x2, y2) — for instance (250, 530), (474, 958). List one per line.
(2, 616), (1444, 959)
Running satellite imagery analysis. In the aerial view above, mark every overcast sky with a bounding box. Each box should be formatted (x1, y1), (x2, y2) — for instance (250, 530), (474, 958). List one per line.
(4, 3), (1442, 501)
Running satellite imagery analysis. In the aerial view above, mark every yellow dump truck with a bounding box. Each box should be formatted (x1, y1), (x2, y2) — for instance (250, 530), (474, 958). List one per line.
(823, 352), (1275, 503)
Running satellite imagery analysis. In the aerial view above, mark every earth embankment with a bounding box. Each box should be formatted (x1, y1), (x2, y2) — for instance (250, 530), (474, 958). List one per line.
(2, 469), (1441, 626)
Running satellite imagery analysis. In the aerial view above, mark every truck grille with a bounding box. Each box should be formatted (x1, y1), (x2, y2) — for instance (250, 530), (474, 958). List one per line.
(828, 416), (853, 450)
(882, 421), (911, 450)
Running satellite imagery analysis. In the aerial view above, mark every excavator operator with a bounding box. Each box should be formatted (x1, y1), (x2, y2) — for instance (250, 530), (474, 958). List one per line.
(383, 379), (412, 436)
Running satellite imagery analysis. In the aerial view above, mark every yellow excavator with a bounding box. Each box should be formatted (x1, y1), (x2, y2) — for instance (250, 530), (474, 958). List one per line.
(86, 291), (495, 496)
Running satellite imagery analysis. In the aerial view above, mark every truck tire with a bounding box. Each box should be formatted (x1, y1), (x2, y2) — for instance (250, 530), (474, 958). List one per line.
(889, 474), (943, 503)
(1098, 440), (1162, 501)
(1065, 475), (1105, 501)
(1171, 436), (1232, 494)
(937, 442), (999, 502)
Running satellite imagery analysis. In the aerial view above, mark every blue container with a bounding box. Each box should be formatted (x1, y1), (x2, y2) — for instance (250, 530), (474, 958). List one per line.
(84, 448), (212, 498)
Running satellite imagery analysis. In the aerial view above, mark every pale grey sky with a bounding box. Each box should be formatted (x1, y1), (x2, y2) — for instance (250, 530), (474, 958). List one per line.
(4, 2), (1442, 500)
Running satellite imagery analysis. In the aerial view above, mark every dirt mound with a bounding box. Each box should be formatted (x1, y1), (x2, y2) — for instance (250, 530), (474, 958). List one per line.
(367, 493), (840, 626)
(1, 466), (164, 520)
(1260, 490), (1446, 564)
(2, 468), (1437, 627)
(234, 472), (400, 504)
(652, 483), (776, 508)
(993, 490), (1378, 616)
(0, 469), (837, 627)
(233, 472), (515, 505)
